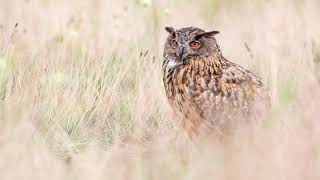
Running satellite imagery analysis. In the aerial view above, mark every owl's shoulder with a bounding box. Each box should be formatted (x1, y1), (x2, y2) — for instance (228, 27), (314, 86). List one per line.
(203, 61), (267, 101)
(219, 62), (263, 88)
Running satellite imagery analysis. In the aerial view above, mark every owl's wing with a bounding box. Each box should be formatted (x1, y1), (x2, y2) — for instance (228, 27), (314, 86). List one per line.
(217, 63), (270, 117)
(223, 62), (263, 86)
(218, 63), (270, 106)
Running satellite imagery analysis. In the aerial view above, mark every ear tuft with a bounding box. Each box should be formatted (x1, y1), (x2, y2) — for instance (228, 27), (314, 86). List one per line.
(165, 26), (176, 37)
(195, 30), (219, 39)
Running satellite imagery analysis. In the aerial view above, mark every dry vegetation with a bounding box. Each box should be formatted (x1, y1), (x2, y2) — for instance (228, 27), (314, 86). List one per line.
(1, 0), (320, 179)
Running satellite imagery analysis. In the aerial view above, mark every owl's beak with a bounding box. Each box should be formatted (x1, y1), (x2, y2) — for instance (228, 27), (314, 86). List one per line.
(178, 46), (185, 60)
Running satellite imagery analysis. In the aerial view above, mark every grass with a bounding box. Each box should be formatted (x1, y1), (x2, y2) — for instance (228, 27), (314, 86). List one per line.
(1, 0), (320, 179)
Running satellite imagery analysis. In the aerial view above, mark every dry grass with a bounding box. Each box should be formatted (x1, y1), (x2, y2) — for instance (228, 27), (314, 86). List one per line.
(1, 0), (320, 179)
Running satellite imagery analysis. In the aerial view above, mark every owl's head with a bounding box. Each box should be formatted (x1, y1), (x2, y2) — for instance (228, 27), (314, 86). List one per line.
(163, 26), (220, 63)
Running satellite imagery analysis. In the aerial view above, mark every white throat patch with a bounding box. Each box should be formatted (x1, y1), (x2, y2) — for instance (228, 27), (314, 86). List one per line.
(167, 60), (180, 69)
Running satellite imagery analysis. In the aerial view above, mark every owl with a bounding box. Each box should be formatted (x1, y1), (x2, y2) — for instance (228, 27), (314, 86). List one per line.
(163, 27), (270, 138)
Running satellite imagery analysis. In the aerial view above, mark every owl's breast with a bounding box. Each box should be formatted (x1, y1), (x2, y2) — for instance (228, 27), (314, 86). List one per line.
(164, 59), (216, 97)
(163, 59), (220, 116)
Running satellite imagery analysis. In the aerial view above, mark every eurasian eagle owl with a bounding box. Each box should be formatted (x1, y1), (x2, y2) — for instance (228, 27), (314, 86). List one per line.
(163, 26), (270, 137)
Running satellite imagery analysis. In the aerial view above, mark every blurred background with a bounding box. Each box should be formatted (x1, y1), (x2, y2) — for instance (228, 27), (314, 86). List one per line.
(1, 0), (320, 179)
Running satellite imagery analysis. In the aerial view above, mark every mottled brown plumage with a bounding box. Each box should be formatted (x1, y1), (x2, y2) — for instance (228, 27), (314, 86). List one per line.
(163, 27), (269, 137)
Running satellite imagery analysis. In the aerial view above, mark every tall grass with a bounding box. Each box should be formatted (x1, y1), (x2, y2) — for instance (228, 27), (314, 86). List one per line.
(0, 0), (320, 179)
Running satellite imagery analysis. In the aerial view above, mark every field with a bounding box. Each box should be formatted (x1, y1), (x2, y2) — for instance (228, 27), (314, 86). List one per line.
(1, 0), (320, 179)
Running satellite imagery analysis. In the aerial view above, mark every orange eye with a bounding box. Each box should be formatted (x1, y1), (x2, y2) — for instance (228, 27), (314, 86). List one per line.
(172, 40), (178, 47)
(190, 41), (200, 47)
